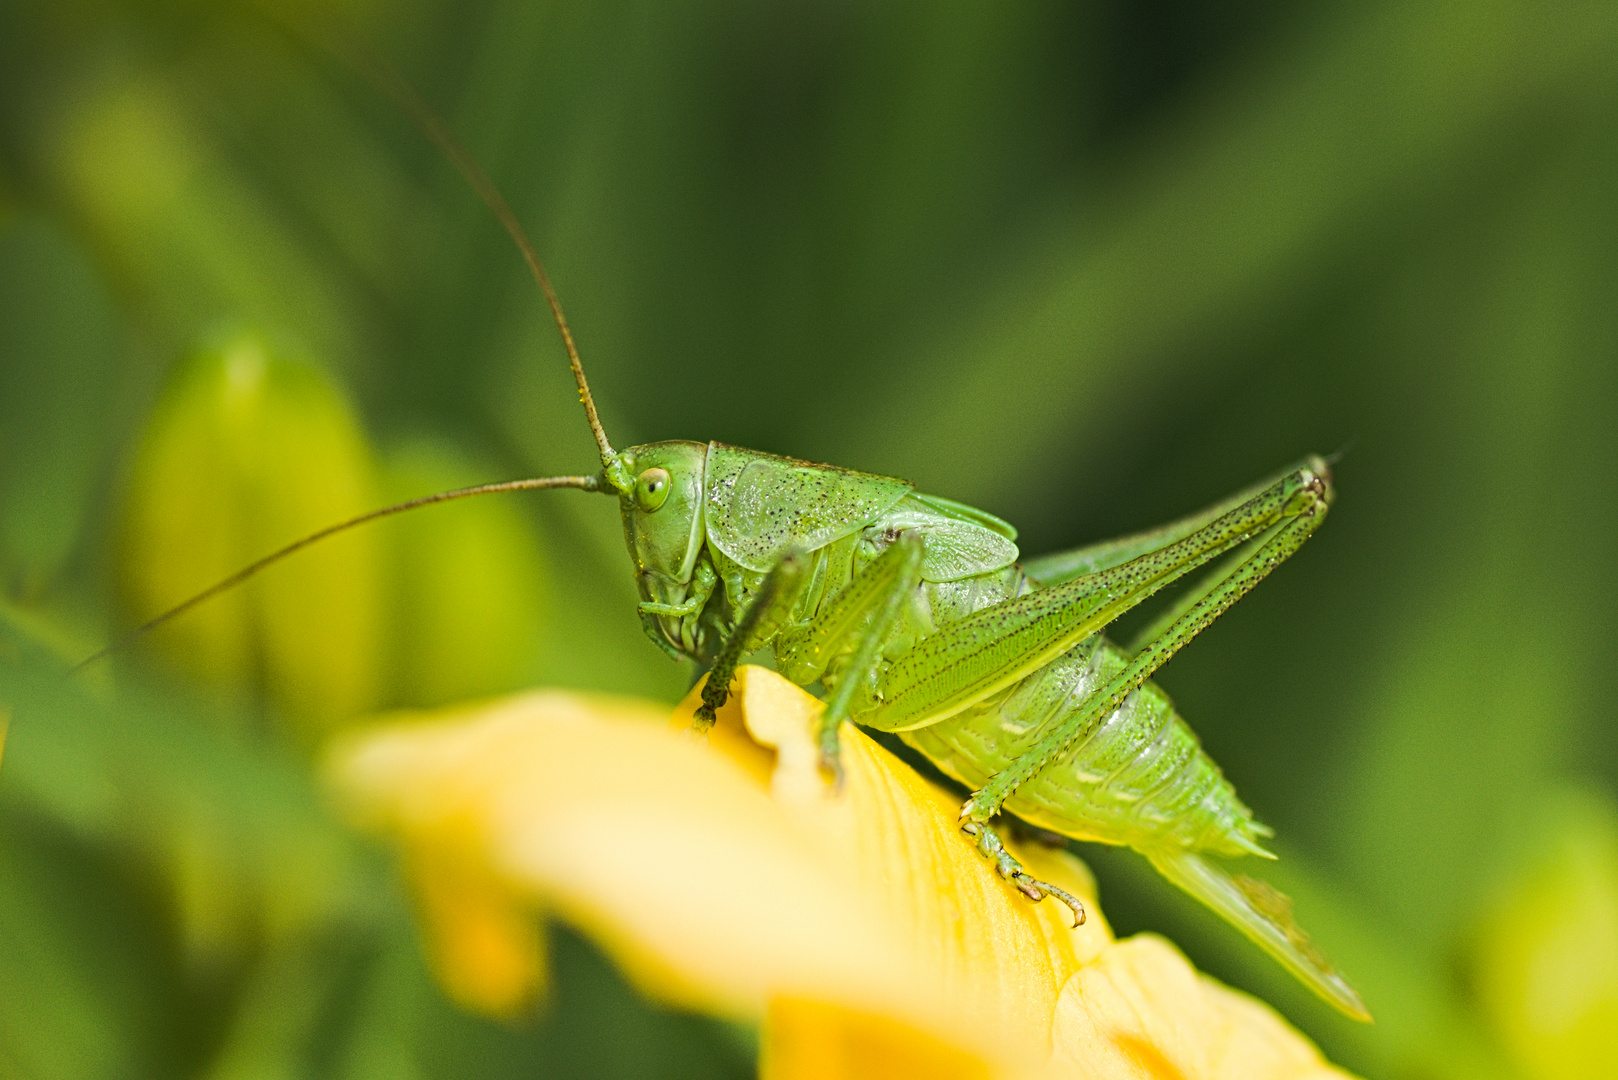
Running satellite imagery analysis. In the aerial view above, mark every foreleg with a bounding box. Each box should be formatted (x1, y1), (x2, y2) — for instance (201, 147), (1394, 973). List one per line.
(693, 548), (808, 730)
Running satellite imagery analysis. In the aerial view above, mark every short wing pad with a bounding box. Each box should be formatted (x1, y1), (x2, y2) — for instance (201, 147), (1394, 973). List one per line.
(1145, 848), (1371, 1021)
(876, 494), (1019, 582)
(908, 492), (1017, 541)
(703, 443), (912, 572)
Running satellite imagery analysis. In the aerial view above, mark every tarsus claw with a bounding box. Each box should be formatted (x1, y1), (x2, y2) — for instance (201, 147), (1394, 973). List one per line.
(1016, 873), (1086, 927)
(1051, 887), (1087, 929)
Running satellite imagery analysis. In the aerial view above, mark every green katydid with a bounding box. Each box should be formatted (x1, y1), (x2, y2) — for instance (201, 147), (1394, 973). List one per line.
(80, 50), (1368, 1023)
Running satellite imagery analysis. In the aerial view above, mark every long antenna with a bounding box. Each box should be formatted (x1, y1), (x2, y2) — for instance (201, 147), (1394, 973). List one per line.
(74, 25), (631, 674)
(325, 27), (619, 472)
(73, 474), (603, 673)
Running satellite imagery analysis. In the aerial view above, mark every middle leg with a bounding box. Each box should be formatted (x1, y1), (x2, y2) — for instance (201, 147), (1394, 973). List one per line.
(776, 531), (925, 777)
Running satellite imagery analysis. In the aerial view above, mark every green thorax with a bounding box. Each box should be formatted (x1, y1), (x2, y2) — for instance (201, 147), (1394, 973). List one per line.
(618, 442), (1022, 665)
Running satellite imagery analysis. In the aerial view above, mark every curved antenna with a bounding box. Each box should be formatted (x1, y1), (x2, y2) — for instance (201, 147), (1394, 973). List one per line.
(329, 30), (618, 472)
(73, 27), (633, 674)
(72, 474), (602, 673)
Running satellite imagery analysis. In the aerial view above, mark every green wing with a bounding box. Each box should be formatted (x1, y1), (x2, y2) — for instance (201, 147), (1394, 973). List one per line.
(909, 492), (1017, 541)
(703, 443), (912, 572)
(1145, 849), (1371, 1021)
(874, 493), (1019, 582)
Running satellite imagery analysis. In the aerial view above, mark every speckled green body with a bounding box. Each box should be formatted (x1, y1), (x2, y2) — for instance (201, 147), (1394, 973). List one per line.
(617, 438), (1365, 1018)
(900, 631), (1270, 859)
(628, 440), (1268, 862)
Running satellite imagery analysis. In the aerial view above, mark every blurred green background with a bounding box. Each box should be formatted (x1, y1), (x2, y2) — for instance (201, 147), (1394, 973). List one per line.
(2, 0), (1616, 1077)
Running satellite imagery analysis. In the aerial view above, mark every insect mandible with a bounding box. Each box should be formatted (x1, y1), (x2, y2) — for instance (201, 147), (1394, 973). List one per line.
(81, 43), (1369, 1023)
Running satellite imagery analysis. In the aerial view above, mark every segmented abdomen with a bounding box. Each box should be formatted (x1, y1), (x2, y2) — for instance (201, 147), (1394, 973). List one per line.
(899, 633), (1272, 858)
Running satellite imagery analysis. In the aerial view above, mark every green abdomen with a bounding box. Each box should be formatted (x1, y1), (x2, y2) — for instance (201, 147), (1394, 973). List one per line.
(898, 612), (1270, 859)
(747, 530), (1271, 859)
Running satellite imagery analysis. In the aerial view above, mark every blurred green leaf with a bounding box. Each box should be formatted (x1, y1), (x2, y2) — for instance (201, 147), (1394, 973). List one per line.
(0, 606), (360, 930)
(379, 437), (549, 708)
(835, 0), (1618, 515)
(0, 604), (369, 1077)
(0, 819), (134, 1080)
(41, 66), (376, 376)
(0, 214), (119, 600)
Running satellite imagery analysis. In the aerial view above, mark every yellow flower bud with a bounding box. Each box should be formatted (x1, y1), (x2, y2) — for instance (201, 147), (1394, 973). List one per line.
(1473, 790), (1618, 1080)
(119, 332), (384, 741)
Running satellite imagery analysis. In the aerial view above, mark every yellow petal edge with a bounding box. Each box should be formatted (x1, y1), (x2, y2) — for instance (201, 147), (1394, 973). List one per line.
(327, 666), (1358, 1080)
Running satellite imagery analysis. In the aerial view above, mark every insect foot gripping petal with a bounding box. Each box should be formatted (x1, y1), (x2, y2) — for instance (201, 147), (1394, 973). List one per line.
(960, 818), (1086, 929)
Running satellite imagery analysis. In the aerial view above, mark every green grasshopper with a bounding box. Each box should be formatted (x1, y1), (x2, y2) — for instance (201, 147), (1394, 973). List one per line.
(85, 52), (1368, 1023)
(615, 440), (1360, 1019)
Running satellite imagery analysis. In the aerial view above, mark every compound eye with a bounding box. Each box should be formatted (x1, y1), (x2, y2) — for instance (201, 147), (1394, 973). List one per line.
(635, 467), (672, 512)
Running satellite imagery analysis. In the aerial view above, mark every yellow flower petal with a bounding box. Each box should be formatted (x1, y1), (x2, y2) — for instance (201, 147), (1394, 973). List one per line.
(761, 997), (997, 1080)
(675, 667), (1110, 1060)
(406, 846), (547, 1018)
(329, 689), (943, 1030)
(329, 667), (1361, 1080)
(1049, 937), (1354, 1079)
